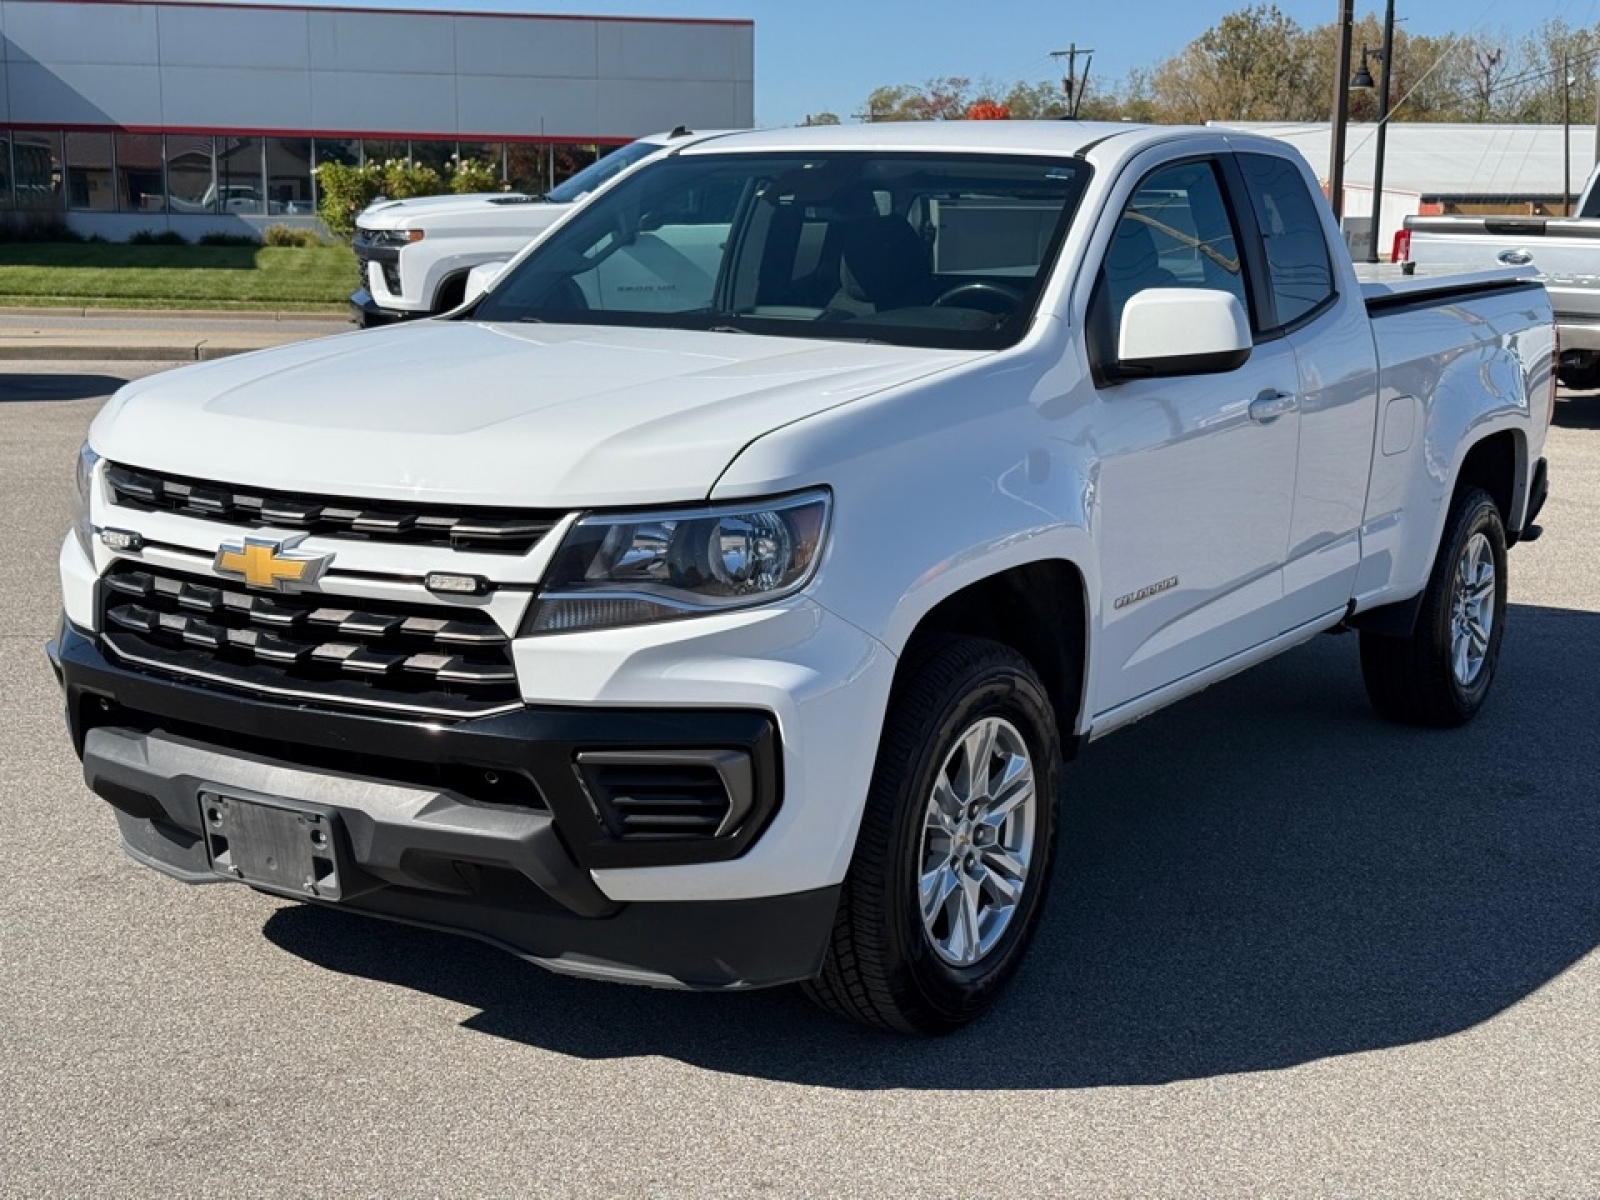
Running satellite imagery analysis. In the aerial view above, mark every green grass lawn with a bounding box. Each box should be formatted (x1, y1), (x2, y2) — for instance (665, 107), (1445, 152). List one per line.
(0, 243), (355, 310)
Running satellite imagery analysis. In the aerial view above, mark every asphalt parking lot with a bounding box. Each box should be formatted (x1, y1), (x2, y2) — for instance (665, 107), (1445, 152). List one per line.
(2, 360), (1598, 1198)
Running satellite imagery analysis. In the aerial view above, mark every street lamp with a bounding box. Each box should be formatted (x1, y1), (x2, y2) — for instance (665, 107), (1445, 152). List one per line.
(1350, 0), (1396, 262)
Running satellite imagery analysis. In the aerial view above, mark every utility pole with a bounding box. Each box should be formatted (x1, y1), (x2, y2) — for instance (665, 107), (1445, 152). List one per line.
(1050, 44), (1095, 119)
(1365, 0), (1395, 262)
(1329, 0), (1354, 223)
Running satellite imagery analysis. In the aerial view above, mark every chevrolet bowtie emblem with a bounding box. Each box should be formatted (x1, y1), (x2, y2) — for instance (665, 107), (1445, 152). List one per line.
(214, 535), (332, 592)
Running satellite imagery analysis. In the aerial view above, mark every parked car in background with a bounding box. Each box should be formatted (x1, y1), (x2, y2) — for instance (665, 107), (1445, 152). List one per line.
(350, 127), (737, 326)
(1403, 164), (1600, 388)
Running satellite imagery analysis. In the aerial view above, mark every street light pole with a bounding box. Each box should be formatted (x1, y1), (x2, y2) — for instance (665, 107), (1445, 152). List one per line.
(1563, 52), (1572, 215)
(1365, 0), (1395, 262)
(1329, 0), (1354, 222)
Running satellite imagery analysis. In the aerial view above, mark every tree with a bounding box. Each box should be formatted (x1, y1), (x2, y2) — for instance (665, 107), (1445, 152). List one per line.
(1148, 5), (1319, 122)
(857, 77), (974, 121)
(801, 111), (841, 126)
(967, 100), (1011, 120)
(1001, 80), (1072, 120)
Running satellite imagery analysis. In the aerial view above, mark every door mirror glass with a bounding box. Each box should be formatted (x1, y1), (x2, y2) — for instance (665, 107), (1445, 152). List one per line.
(1112, 287), (1251, 379)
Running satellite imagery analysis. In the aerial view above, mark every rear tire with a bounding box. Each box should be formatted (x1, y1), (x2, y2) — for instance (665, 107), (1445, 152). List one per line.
(1558, 359), (1600, 391)
(804, 636), (1062, 1034)
(1359, 486), (1507, 727)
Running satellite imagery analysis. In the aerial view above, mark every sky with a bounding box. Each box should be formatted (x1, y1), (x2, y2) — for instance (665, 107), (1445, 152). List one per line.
(199, 0), (1593, 126)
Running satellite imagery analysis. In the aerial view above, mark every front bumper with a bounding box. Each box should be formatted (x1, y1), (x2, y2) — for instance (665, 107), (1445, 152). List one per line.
(349, 287), (410, 328)
(50, 624), (839, 989)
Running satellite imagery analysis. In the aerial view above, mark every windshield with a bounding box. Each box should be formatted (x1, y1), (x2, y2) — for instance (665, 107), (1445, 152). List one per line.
(472, 151), (1092, 351)
(545, 139), (663, 203)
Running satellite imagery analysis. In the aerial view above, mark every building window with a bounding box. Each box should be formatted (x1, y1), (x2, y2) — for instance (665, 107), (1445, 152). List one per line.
(13, 131), (63, 213)
(114, 133), (165, 214)
(65, 131), (115, 211)
(409, 139), (454, 177)
(363, 139), (406, 169)
(265, 138), (314, 215)
(313, 138), (361, 170)
(164, 135), (214, 215)
(215, 136), (265, 214)
(505, 143), (549, 195)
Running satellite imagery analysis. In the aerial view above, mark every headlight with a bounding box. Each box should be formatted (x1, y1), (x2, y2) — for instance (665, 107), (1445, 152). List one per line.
(70, 442), (101, 558)
(525, 490), (831, 634)
(363, 228), (424, 247)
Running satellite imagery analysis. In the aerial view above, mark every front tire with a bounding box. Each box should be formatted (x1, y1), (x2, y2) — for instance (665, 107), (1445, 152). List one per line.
(1359, 486), (1508, 727)
(805, 637), (1062, 1034)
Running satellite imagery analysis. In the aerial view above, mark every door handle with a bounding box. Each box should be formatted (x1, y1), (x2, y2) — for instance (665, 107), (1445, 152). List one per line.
(1248, 390), (1297, 423)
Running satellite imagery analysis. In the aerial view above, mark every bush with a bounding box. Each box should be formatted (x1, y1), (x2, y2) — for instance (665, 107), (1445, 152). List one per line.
(128, 229), (188, 246)
(197, 231), (260, 247)
(262, 224), (322, 247)
(450, 157), (502, 194)
(0, 213), (84, 243)
(314, 160), (384, 237)
(317, 155), (520, 235)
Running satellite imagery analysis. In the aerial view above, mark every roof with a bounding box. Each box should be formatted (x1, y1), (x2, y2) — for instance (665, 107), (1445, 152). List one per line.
(676, 120), (1187, 159)
(1216, 121), (1600, 198)
(40, 0), (751, 26)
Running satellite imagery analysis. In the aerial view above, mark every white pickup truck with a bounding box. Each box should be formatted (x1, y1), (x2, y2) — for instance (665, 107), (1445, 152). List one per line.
(1404, 164), (1600, 388)
(52, 123), (1553, 1034)
(351, 127), (728, 326)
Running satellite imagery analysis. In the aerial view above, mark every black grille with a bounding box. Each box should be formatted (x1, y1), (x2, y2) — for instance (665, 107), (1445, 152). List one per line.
(581, 761), (735, 841)
(99, 565), (519, 718)
(105, 463), (557, 555)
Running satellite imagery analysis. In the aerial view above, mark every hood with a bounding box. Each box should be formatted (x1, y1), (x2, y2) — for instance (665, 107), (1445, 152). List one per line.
(91, 322), (984, 508)
(358, 192), (545, 226)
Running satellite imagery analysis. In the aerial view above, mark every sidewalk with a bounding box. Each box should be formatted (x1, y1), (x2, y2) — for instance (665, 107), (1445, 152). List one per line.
(0, 306), (351, 361)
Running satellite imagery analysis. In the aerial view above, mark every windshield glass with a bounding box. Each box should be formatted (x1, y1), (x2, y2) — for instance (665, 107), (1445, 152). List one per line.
(545, 140), (663, 203)
(473, 151), (1092, 351)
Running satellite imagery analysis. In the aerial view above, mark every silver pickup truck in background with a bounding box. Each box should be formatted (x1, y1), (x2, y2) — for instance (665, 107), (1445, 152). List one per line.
(1404, 166), (1600, 389)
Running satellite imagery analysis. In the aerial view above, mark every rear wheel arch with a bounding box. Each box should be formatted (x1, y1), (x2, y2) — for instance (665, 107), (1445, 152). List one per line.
(1454, 428), (1524, 533)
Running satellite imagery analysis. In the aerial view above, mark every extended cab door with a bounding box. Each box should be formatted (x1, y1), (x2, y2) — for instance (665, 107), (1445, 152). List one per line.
(1086, 153), (1303, 714)
(1230, 150), (1379, 626)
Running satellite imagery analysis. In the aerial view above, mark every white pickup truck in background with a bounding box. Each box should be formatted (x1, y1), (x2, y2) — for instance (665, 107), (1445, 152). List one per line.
(54, 122), (1553, 1033)
(1404, 163), (1600, 388)
(350, 127), (730, 326)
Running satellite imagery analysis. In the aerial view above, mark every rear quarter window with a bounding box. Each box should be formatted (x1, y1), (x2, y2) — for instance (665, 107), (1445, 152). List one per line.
(1237, 153), (1336, 329)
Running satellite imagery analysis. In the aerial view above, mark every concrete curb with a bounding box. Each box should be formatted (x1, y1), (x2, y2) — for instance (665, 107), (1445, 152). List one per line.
(0, 305), (350, 322)
(0, 341), (292, 361)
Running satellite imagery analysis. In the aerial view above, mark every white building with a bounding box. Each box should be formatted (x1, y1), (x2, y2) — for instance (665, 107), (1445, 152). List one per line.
(0, 0), (755, 237)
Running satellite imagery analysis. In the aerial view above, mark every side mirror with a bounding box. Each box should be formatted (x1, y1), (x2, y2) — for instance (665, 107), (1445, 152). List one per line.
(1110, 288), (1252, 379)
(463, 261), (508, 307)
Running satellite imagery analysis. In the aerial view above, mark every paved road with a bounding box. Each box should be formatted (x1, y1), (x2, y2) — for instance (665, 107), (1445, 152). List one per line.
(3, 362), (1598, 1198)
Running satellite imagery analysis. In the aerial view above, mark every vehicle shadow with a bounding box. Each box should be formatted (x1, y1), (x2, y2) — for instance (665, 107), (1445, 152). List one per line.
(1555, 395), (1600, 429)
(264, 602), (1600, 1088)
(0, 374), (130, 403)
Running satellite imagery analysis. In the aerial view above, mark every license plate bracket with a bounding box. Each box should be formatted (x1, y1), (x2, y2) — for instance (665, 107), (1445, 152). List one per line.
(200, 790), (348, 901)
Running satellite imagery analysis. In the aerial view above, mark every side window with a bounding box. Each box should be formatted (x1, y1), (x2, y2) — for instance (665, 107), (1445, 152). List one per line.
(1237, 153), (1335, 329)
(1095, 159), (1250, 338)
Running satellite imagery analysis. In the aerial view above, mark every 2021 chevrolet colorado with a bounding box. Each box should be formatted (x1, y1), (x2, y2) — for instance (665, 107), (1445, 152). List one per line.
(52, 123), (1554, 1033)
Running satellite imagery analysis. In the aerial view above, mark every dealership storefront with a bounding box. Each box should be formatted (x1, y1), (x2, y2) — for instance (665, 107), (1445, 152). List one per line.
(0, 0), (754, 237)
